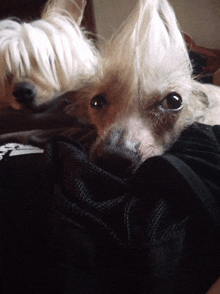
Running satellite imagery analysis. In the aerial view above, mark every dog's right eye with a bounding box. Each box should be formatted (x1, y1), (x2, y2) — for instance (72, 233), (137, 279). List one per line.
(90, 94), (107, 109)
(160, 92), (183, 111)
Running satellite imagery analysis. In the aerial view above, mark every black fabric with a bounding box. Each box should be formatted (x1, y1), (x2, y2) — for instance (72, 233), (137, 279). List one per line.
(0, 123), (220, 293)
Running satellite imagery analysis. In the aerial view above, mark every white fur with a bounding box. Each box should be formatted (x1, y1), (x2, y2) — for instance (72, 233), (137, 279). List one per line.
(191, 80), (220, 125)
(0, 0), (98, 109)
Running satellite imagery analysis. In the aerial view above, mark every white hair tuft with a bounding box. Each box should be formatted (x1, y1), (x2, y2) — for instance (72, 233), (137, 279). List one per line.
(101, 0), (192, 98)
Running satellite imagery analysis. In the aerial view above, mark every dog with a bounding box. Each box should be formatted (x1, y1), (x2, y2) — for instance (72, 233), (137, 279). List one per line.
(1, 0), (220, 176)
(65, 0), (220, 174)
(0, 0), (98, 109)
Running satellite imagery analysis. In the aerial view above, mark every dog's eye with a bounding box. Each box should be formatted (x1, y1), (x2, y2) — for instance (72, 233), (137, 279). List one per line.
(90, 94), (107, 109)
(160, 92), (183, 111)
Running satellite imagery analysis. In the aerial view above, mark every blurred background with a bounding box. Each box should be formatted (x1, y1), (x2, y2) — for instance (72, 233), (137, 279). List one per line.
(93, 0), (220, 49)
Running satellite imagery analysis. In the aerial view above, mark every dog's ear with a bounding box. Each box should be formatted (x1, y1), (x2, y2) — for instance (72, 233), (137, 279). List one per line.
(138, 0), (192, 83)
(102, 0), (192, 92)
(43, 0), (86, 25)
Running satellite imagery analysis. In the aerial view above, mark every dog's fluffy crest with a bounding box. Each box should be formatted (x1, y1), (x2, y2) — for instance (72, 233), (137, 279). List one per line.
(101, 0), (192, 97)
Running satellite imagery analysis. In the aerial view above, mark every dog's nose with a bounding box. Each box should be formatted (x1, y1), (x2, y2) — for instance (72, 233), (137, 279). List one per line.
(91, 129), (141, 177)
(13, 82), (36, 106)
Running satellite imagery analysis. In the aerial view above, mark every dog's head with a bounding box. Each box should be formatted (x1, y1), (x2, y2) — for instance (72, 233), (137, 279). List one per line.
(0, 0), (98, 109)
(68, 0), (197, 175)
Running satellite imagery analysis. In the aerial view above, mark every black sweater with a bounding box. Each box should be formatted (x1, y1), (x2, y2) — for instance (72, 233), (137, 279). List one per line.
(0, 123), (220, 294)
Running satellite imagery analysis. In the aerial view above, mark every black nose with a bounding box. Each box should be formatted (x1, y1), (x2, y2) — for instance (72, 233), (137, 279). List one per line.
(91, 130), (141, 177)
(13, 82), (36, 106)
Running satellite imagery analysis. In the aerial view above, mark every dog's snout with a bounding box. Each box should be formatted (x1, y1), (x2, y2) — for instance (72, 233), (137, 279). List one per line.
(91, 129), (141, 176)
(13, 82), (36, 106)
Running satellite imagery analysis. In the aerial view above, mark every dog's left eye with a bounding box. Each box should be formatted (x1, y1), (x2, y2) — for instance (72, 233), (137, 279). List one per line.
(160, 92), (183, 111)
(90, 94), (107, 109)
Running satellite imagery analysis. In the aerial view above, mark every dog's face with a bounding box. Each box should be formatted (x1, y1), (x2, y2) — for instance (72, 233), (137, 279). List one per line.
(68, 0), (196, 175)
(0, 0), (98, 109)
(72, 70), (193, 175)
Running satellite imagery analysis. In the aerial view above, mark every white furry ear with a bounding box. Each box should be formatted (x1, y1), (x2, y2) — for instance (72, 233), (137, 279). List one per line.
(102, 0), (192, 93)
(137, 0), (192, 87)
(43, 0), (86, 25)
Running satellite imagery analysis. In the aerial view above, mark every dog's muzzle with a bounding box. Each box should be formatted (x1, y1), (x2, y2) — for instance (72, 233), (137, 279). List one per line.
(91, 129), (142, 177)
(13, 82), (36, 107)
